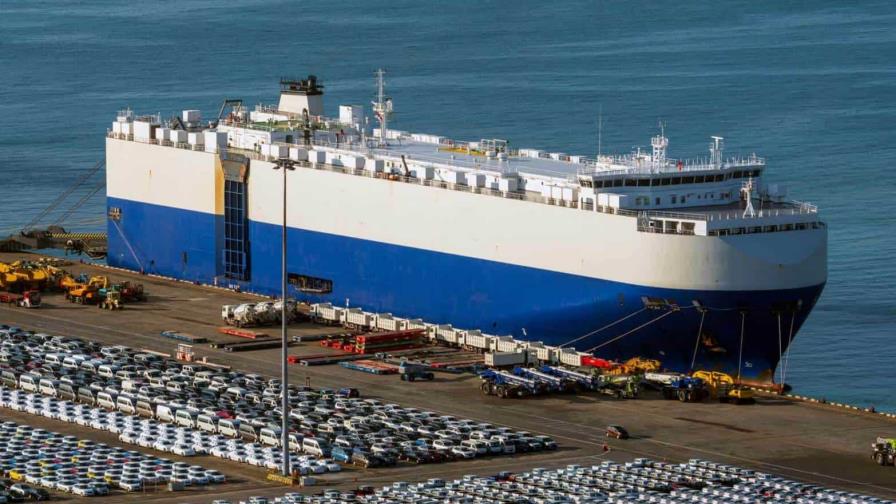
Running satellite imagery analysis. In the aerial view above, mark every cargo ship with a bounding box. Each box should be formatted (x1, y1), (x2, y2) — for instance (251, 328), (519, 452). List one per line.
(105, 71), (826, 381)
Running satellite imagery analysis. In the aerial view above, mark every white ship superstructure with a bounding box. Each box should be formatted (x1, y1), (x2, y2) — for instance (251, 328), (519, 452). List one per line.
(105, 72), (827, 380)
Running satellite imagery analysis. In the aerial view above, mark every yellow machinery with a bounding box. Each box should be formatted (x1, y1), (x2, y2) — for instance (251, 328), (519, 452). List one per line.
(0, 261), (50, 291)
(692, 370), (755, 404)
(606, 357), (661, 376)
(98, 290), (122, 310)
(65, 276), (109, 304)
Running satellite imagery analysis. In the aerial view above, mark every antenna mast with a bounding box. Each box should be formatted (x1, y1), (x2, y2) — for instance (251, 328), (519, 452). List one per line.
(372, 69), (392, 147)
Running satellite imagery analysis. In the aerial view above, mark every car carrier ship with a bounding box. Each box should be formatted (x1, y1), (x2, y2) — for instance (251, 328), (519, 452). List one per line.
(105, 71), (827, 381)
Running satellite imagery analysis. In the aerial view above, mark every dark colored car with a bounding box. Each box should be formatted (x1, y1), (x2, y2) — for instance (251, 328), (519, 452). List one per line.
(606, 424), (629, 439)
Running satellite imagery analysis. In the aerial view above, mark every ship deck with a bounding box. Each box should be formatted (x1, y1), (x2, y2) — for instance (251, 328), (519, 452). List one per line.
(0, 251), (891, 503)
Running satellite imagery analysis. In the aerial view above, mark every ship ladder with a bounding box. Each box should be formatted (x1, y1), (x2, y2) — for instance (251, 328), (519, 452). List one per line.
(558, 307), (647, 349)
(585, 308), (684, 353)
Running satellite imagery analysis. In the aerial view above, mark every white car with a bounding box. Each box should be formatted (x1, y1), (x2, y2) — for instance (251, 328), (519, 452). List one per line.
(172, 444), (196, 457)
(451, 446), (477, 459)
(119, 478), (143, 492)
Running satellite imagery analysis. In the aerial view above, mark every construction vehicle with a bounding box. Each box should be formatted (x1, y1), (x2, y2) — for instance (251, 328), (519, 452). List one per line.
(98, 290), (122, 310)
(398, 362), (435, 382)
(692, 370), (755, 405)
(65, 275), (108, 304)
(872, 438), (896, 466)
(605, 357), (661, 376)
(0, 290), (41, 308)
(597, 375), (640, 399)
(116, 281), (146, 302)
(479, 369), (548, 398)
(662, 376), (707, 402)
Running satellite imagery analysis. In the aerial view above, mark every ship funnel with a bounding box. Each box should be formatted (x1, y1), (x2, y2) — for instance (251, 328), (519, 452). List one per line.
(278, 75), (324, 116)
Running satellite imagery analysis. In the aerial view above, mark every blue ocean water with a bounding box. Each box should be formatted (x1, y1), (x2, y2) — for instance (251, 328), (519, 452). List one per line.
(1, 1), (894, 409)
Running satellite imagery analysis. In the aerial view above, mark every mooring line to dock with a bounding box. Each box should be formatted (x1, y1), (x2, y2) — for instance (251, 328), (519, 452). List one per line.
(557, 307), (647, 348)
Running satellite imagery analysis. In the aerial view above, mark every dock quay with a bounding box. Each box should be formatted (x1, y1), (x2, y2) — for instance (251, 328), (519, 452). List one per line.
(0, 251), (893, 503)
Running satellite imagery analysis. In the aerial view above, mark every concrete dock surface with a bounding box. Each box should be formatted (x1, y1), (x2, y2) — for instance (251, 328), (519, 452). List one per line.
(1, 253), (894, 503)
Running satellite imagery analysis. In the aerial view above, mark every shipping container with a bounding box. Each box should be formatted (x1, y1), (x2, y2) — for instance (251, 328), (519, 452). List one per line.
(485, 351), (526, 367)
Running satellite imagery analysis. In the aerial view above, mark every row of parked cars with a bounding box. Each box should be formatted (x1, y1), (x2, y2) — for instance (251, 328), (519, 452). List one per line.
(210, 458), (893, 504)
(0, 384), (341, 477)
(0, 325), (552, 469)
(0, 418), (222, 498)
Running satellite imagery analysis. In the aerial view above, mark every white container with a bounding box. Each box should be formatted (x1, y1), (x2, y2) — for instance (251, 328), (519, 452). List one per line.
(465, 330), (487, 350)
(495, 336), (518, 353)
(169, 129), (187, 143)
(365, 158), (384, 173)
(443, 171), (465, 185)
(405, 318), (425, 331)
(182, 109), (201, 123)
(436, 325), (457, 344)
(133, 121), (154, 141)
(120, 122), (133, 136)
(187, 132), (204, 146)
(343, 308), (372, 328)
(375, 313), (407, 332)
(485, 352), (525, 367)
(289, 147), (309, 162)
(156, 127), (170, 142)
(112, 122), (122, 134)
(307, 150), (326, 164)
(338, 104), (364, 127)
(536, 346), (559, 363)
(269, 144), (289, 158)
(411, 165), (433, 179)
(465, 173), (486, 187)
(559, 349), (585, 367)
(498, 177), (518, 192)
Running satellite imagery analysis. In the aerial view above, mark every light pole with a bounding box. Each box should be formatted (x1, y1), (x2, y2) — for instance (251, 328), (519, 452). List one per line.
(273, 157), (295, 476)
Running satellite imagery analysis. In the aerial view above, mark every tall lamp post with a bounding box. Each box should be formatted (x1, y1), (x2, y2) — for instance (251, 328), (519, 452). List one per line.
(273, 157), (295, 476)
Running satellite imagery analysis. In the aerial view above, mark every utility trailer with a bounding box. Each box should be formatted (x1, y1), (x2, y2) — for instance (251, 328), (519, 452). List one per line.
(478, 369), (549, 398)
(0, 290), (41, 308)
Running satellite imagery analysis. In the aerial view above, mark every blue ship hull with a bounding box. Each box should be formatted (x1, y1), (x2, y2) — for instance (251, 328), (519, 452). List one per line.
(108, 197), (824, 381)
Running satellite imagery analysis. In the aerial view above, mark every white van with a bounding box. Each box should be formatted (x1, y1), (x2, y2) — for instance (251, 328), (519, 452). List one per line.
(302, 437), (330, 457)
(155, 404), (176, 423)
(259, 427), (282, 447)
(218, 419), (240, 438)
(19, 374), (39, 392)
(196, 414), (219, 434)
(38, 378), (60, 397)
(97, 365), (119, 379)
(43, 353), (64, 366)
(62, 355), (86, 370)
(116, 395), (137, 415)
(175, 409), (198, 429)
(96, 391), (117, 410)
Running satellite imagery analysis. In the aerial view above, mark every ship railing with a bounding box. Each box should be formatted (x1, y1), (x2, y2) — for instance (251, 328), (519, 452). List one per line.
(577, 156), (765, 177)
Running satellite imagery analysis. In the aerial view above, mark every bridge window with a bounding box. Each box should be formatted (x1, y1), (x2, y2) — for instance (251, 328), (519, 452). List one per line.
(682, 176), (694, 184)
(613, 179), (623, 187)
(670, 177), (682, 185)
(694, 176), (705, 183)
(660, 178), (671, 186)
(714, 174), (724, 182)
(637, 179), (650, 187)
(625, 179), (636, 187)
(594, 180), (604, 188)
(751, 169), (761, 177)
